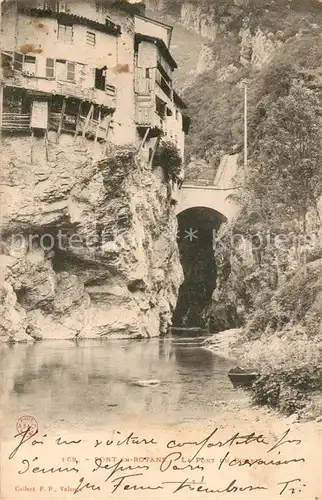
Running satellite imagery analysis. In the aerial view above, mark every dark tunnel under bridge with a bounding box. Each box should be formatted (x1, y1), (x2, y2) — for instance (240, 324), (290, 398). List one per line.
(173, 206), (227, 329)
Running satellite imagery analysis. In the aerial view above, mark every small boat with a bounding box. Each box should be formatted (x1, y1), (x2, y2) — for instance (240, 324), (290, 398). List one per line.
(228, 366), (260, 389)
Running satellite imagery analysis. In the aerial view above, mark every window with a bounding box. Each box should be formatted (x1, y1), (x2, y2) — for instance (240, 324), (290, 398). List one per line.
(156, 96), (166, 119)
(55, 59), (76, 82)
(157, 53), (172, 77)
(1, 52), (12, 74)
(13, 52), (23, 71)
(86, 31), (96, 47)
(145, 68), (150, 79)
(46, 58), (55, 78)
(93, 106), (100, 121)
(43, 1), (65, 10)
(57, 22), (73, 43)
(56, 59), (66, 80)
(13, 53), (36, 75)
(24, 55), (36, 75)
(95, 67), (106, 91)
(66, 61), (75, 82)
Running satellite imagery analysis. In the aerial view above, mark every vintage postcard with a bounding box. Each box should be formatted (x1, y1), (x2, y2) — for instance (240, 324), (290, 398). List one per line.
(1, 0), (322, 499)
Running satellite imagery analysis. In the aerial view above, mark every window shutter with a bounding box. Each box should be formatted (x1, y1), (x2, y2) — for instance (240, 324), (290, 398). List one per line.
(66, 61), (75, 82)
(105, 83), (116, 97)
(86, 31), (96, 46)
(13, 52), (23, 71)
(46, 58), (55, 78)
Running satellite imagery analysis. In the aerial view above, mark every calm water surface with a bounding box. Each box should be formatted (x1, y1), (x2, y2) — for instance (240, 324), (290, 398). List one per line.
(1, 335), (239, 434)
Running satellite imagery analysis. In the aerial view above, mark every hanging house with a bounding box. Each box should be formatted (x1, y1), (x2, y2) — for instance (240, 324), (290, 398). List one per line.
(0, 0), (189, 154)
(134, 14), (189, 157)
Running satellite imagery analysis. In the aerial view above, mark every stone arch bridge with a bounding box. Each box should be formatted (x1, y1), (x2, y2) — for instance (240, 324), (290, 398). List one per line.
(176, 182), (239, 221)
(172, 154), (241, 328)
(175, 154), (240, 225)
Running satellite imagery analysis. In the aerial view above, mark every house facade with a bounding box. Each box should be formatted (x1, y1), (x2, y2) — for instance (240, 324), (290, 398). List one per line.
(0, 0), (189, 157)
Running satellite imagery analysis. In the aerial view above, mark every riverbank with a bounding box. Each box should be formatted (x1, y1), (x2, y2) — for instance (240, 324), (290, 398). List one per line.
(204, 328), (322, 422)
(202, 328), (242, 361)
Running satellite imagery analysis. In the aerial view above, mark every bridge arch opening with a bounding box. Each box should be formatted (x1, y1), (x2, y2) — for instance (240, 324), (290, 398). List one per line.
(173, 206), (227, 329)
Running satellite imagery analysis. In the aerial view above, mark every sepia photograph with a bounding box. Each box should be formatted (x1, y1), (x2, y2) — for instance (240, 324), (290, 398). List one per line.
(0, 0), (322, 498)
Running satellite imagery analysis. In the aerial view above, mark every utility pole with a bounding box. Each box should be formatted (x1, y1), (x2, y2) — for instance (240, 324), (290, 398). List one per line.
(243, 80), (248, 183)
(0, 0), (3, 147)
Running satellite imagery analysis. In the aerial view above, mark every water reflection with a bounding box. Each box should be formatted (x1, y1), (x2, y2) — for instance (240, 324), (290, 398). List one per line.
(174, 345), (214, 369)
(1, 335), (237, 434)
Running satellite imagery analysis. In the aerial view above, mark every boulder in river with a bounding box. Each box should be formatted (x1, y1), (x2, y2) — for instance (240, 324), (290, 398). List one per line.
(133, 379), (161, 387)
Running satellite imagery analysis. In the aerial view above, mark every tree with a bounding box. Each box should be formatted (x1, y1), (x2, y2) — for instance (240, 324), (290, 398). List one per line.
(153, 140), (183, 182)
(248, 81), (321, 230)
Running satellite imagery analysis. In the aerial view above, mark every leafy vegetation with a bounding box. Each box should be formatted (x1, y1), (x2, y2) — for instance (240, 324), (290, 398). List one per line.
(182, 3), (322, 162)
(184, 68), (247, 161)
(243, 82), (322, 231)
(153, 140), (183, 182)
(242, 330), (322, 415)
(173, 0), (322, 416)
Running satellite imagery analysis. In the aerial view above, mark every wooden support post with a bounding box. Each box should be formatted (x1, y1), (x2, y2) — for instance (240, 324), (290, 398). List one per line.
(103, 114), (113, 155)
(82, 104), (94, 138)
(56, 99), (66, 143)
(45, 128), (49, 162)
(138, 127), (150, 152)
(74, 100), (83, 140)
(148, 135), (161, 169)
(30, 129), (34, 163)
(94, 107), (102, 144)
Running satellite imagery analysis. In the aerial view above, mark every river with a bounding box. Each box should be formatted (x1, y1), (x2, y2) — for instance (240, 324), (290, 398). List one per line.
(1, 335), (321, 500)
(0, 334), (243, 436)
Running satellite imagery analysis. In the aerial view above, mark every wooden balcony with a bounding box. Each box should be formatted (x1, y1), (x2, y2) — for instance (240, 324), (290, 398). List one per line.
(135, 67), (173, 108)
(135, 103), (163, 131)
(49, 112), (109, 141)
(4, 72), (116, 110)
(78, 116), (110, 141)
(1, 113), (31, 131)
(49, 112), (76, 133)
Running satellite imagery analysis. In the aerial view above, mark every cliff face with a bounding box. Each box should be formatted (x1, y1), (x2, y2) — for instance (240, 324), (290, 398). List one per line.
(0, 135), (183, 342)
(145, 0), (322, 333)
(147, 0), (288, 79)
(144, 2), (319, 165)
(178, 1), (282, 65)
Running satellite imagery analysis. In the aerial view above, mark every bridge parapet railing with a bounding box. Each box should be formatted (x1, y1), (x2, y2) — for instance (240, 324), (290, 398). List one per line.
(182, 179), (216, 187)
(182, 181), (242, 191)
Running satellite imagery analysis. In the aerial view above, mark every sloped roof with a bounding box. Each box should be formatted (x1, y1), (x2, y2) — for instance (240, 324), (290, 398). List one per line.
(17, 7), (121, 36)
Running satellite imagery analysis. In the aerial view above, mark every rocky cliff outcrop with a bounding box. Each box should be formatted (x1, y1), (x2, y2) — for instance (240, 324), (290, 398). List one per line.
(179, 2), (283, 68)
(148, 0), (322, 94)
(0, 135), (183, 342)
